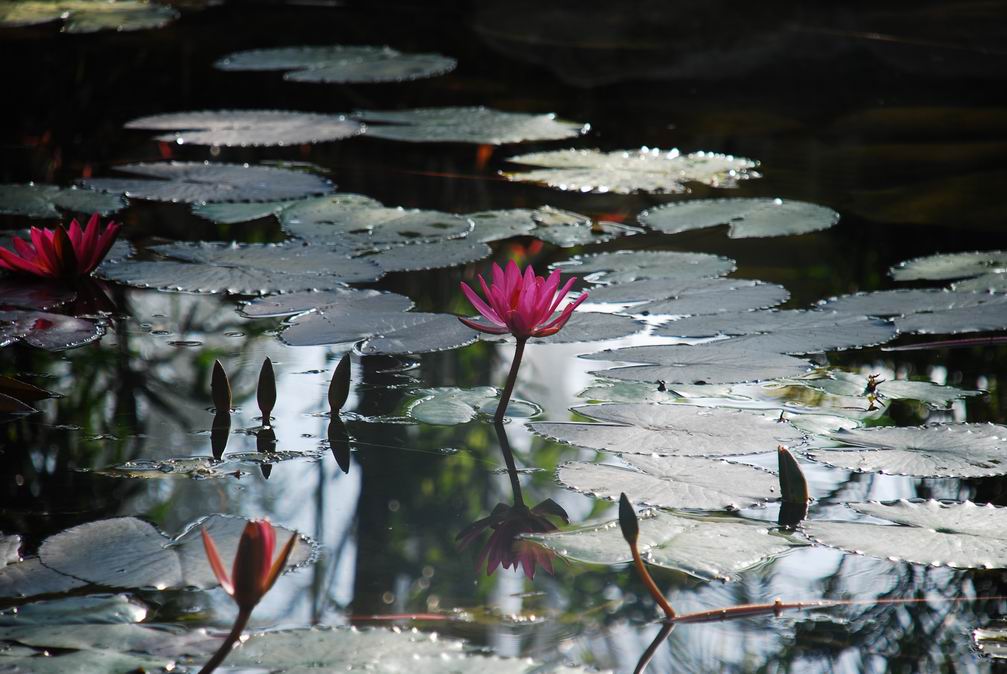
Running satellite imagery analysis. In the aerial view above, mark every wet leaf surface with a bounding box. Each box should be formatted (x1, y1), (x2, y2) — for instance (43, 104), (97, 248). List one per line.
(0, 183), (126, 218)
(804, 500), (1007, 569)
(554, 249), (735, 285)
(890, 250), (1007, 282)
(479, 311), (642, 344)
(639, 197), (839, 238)
(0, 0), (178, 33)
(125, 109), (362, 147)
(81, 161), (333, 203)
(240, 289), (412, 318)
(216, 45), (457, 83)
(407, 386), (540, 425)
(587, 277), (789, 316)
(799, 371), (982, 407)
(355, 106), (586, 144)
(504, 147), (760, 194)
(0, 594), (146, 626)
(530, 403), (804, 457)
(0, 310), (104, 350)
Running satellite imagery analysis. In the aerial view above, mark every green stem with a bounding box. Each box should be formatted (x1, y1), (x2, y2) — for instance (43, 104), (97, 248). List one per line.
(494, 338), (527, 424)
(198, 607), (252, 674)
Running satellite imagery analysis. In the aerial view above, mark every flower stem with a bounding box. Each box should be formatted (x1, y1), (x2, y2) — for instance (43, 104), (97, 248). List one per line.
(494, 337), (527, 424)
(630, 540), (676, 619)
(494, 420), (525, 506)
(198, 607), (252, 674)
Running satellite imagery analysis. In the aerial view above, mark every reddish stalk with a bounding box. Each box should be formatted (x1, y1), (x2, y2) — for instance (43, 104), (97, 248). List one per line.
(494, 337), (527, 423)
(198, 608), (251, 674)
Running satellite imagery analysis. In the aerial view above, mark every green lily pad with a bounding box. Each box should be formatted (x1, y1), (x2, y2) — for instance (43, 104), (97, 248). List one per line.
(0, 184), (126, 219)
(639, 198), (839, 239)
(355, 106), (586, 144)
(125, 109), (362, 147)
(0, 0), (177, 33)
(406, 386), (540, 425)
(215, 45), (457, 83)
(553, 249), (735, 285)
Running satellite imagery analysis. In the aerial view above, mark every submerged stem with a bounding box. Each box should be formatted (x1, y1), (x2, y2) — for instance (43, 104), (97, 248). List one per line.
(494, 420), (525, 506)
(198, 607), (252, 674)
(494, 338), (527, 424)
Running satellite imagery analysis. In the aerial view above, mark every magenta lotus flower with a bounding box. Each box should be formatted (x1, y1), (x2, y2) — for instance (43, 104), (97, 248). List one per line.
(201, 520), (297, 612)
(0, 214), (121, 280)
(459, 261), (587, 339)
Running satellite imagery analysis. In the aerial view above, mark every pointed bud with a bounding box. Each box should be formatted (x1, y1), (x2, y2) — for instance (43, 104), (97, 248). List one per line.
(257, 358), (276, 422)
(328, 353), (351, 413)
(211, 360), (231, 413)
(327, 418), (351, 474)
(619, 493), (639, 546)
(778, 446), (809, 505)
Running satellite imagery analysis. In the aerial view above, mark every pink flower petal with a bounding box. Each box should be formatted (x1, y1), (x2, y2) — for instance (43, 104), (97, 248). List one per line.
(458, 316), (510, 334)
(460, 281), (503, 325)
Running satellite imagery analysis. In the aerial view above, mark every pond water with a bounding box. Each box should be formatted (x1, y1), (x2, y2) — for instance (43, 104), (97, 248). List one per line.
(2, 2), (1007, 673)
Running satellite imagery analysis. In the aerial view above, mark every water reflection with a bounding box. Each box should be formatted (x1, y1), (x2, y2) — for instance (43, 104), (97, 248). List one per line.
(458, 422), (568, 578)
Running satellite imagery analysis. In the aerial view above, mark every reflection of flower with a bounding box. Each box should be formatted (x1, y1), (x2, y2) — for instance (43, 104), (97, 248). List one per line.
(458, 261), (587, 338)
(0, 214), (120, 280)
(201, 520), (297, 611)
(457, 499), (569, 578)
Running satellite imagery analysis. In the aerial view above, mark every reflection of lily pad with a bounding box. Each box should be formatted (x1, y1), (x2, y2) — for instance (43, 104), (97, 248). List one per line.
(559, 455), (779, 511)
(355, 106), (586, 144)
(216, 45), (457, 83)
(0, 183), (126, 218)
(554, 249), (735, 285)
(639, 198), (839, 239)
(0, 1), (177, 33)
(39, 514), (311, 591)
(582, 338), (814, 385)
(530, 403), (803, 457)
(531, 509), (802, 580)
(81, 161), (333, 203)
(407, 386), (540, 425)
(657, 310), (897, 354)
(125, 109), (362, 147)
(0, 280), (77, 311)
(504, 147), (759, 194)
(808, 423), (1007, 478)
(805, 500), (1007, 569)
(0, 310), (104, 350)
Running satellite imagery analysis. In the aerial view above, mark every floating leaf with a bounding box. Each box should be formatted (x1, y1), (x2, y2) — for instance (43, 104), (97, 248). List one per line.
(657, 310), (897, 354)
(281, 199), (471, 248)
(94, 451), (317, 479)
(819, 288), (989, 317)
(504, 147), (759, 194)
(190, 199), (301, 224)
(81, 161), (333, 203)
(583, 338), (814, 384)
(355, 106), (586, 144)
(974, 624), (1007, 659)
(531, 509), (801, 580)
(530, 403), (803, 457)
(804, 500), (1007, 569)
(558, 455), (778, 511)
(369, 239), (492, 273)
(0, 647), (170, 673)
(638, 198), (839, 239)
(0, 557), (86, 599)
(407, 386), (539, 425)
(894, 295), (1007, 335)
(257, 358), (276, 420)
(890, 250), (1007, 282)
(240, 288), (411, 318)
(328, 353), (351, 413)
(0, 594), (146, 626)
(38, 514), (311, 591)
(0, 183), (126, 218)
(227, 626), (598, 674)
(798, 370), (981, 408)
(0, 0), (178, 33)
(587, 277), (789, 316)
(99, 242), (382, 294)
(466, 207), (635, 247)
(216, 45), (457, 83)
(0, 310), (104, 350)
(358, 314), (479, 355)
(808, 423), (1007, 478)
(124, 109), (362, 147)
(953, 273), (1007, 293)
(479, 311), (642, 345)
(466, 210), (538, 242)
(554, 249), (735, 285)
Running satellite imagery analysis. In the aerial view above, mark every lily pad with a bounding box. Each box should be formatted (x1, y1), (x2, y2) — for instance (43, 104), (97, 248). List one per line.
(890, 250), (1007, 282)
(808, 423), (1007, 478)
(216, 45), (457, 83)
(819, 289), (989, 317)
(953, 273), (1007, 293)
(0, 311), (104, 350)
(479, 311), (642, 344)
(99, 242), (382, 294)
(0, 0), (177, 33)
(228, 626), (598, 674)
(0, 184), (126, 219)
(38, 514), (311, 591)
(285, 308), (478, 355)
(558, 455), (779, 511)
(530, 509), (801, 580)
(358, 314), (479, 355)
(529, 403), (803, 457)
(638, 198), (839, 239)
(657, 310), (897, 354)
(587, 277), (789, 316)
(467, 207), (636, 246)
(124, 109), (362, 147)
(582, 338), (815, 384)
(0, 647), (170, 673)
(504, 147), (759, 194)
(407, 386), (540, 425)
(240, 289), (412, 318)
(799, 371), (981, 408)
(804, 500), (1007, 569)
(355, 106), (586, 144)
(281, 199), (471, 248)
(894, 295), (1007, 335)
(554, 249), (735, 285)
(81, 161), (333, 203)
(0, 594), (146, 626)
(0, 557), (86, 600)
(367, 239), (492, 273)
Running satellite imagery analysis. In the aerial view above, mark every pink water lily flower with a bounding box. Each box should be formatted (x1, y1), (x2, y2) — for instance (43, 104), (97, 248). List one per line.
(0, 214), (121, 280)
(459, 261), (587, 339)
(201, 519), (298, 612)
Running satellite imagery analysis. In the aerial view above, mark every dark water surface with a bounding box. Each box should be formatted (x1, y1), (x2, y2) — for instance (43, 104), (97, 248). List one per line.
(3, 2), (1007, 672)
